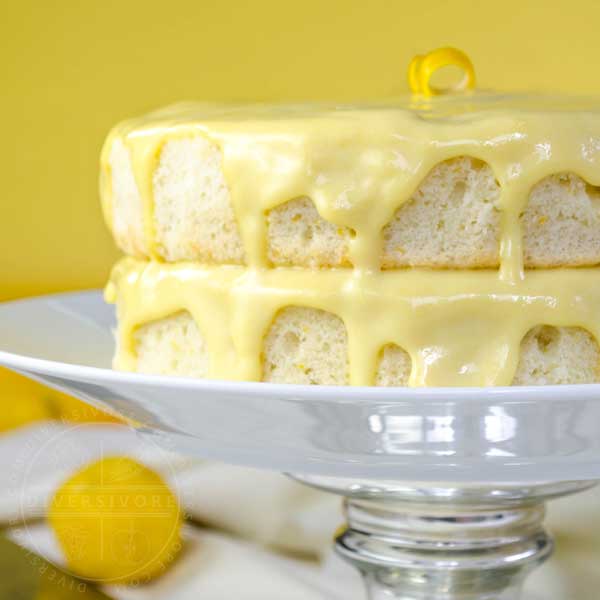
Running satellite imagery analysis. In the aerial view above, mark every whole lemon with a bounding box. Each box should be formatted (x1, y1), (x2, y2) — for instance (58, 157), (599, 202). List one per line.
(49, 457), (182, 584)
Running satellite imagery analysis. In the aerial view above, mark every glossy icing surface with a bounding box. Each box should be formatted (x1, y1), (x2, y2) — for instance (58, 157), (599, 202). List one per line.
(103, 94), (600, 386)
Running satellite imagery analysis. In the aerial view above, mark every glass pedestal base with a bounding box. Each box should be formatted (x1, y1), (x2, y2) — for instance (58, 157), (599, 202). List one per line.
(292, 476), (596, 600)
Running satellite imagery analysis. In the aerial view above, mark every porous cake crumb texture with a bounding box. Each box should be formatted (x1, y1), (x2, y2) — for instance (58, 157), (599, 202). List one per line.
(135, 311), (209, 377)
(262, 306), (349, 385)
(267, 197), (352, 268)
(108, 139), (147, 257)
(512, 325), (600, 385)
(382, 157), (501, 268)
(153, 138), (245, 263)
(522, 173), (600, 267)
(375, 344), (412, 386)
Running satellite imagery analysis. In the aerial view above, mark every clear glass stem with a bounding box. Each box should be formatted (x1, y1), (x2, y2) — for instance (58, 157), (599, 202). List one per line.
(338, 496), (549, 599)
(291, 475), (597, 600)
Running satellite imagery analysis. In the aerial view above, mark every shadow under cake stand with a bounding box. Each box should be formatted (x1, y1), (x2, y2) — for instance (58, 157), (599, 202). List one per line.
(1, 290), (599, 600)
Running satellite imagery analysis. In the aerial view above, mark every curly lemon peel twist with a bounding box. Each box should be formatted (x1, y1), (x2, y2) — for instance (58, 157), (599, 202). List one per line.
(408, 47), (476, 96)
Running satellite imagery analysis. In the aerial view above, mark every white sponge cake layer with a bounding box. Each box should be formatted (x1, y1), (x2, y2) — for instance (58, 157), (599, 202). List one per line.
(134, 311), (209, 377)
(266, 197), (353, 268)
(262, 306), (349, 384)
(153, 138), (245, 263)
(522, 173), (600, 267)
(106, 138), (600, 269)
(132, 309), (600, 386)
(382, 157), (501, 268)
(512, 325), (600, 385)
(375, 344), (412, 386)
(108, 139), (148, 257)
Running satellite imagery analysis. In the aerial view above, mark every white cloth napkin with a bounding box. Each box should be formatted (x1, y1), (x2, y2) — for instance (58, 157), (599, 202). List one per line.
(9, 523), (353, 600)
(2, 420), (600, 599)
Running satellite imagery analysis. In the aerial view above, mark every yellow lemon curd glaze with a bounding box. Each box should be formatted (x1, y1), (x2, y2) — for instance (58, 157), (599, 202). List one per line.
(102, 95), (600, 387)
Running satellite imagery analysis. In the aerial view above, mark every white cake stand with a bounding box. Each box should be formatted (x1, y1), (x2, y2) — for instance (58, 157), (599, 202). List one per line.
(1, 291), (600, 600)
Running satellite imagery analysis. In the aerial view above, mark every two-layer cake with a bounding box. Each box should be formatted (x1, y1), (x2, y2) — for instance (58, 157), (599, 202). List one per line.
(102, 96), (600, 386)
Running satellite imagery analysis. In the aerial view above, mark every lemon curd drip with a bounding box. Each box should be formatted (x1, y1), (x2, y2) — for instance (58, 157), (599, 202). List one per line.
(102, 95), (600, 387)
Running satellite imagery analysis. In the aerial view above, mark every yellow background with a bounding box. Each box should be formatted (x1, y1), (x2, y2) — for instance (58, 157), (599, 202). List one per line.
(3, 0), (600, 300)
